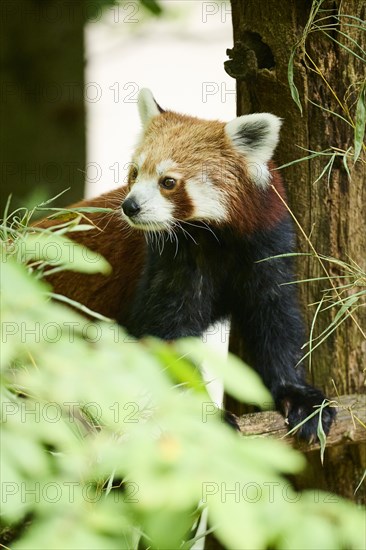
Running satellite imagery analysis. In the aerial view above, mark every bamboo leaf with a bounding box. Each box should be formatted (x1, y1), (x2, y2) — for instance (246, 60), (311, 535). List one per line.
(354, 469), (366, 495)
(308, 99), (352, 126)
(313, 153), (336, 184)
(288, 49), (303, 115)
(18, 232), (111, 275)
(317, 402), (328, 465)
(354, 82), (366, 162)
(36, 188), (71, 207)
(308, 296), (324, 373)
(342, 147), (352, 180)
(333, 296), (359, 324)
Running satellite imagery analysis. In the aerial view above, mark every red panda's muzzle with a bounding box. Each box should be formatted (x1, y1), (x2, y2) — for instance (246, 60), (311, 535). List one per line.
(122, 197), (141, 219)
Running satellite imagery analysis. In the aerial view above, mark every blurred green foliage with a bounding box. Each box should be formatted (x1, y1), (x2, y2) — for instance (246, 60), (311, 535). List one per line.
(0, 209), (365, 549)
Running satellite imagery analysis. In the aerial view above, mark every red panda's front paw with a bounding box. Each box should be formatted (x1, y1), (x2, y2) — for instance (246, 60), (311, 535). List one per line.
(275, 384), (336, 443)
(221, 409), (241, 431)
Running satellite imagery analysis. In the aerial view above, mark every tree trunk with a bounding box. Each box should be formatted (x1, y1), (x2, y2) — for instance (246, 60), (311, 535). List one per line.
(227, 0), (365, 504)
(0, 0), (86, 211)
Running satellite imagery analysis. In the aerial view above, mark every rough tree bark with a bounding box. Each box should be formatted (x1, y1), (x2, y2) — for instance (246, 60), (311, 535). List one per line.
(0, 0), (86, 211)
(238, 394), (365, 450)
(226, 0), (365, 504)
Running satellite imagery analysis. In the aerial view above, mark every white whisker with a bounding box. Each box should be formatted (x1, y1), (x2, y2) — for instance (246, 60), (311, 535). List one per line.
(179, 219), (220, 244)
(173, 221), (198, 246)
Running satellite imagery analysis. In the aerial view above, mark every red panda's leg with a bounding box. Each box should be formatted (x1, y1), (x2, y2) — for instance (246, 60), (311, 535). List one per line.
(233, 287), (335, 441)
(231, 226), (336, 441)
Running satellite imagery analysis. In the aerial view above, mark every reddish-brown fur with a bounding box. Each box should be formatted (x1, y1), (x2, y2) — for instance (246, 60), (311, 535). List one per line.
(32, 99), (337, 443)
(130, 111), (287, 233)
(35, 167), (286, 319)
(35, 109), (287, 320)
(35, 187), (145, 320)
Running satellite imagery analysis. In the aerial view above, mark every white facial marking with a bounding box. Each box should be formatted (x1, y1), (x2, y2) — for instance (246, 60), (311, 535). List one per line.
(186, 176), (228, 222)
(156, 159), (177, 176)
(225, 113), (282, 188)
(123, 178), (174, 228)
(135, 152), (146, 168)
(246, 163), (271, 188)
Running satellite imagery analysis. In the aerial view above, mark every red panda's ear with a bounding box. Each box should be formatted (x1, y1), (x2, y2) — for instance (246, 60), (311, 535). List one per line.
(138, 88), (164, 128)
(225, 113), (282, 162)
(225, 113), (282, 186)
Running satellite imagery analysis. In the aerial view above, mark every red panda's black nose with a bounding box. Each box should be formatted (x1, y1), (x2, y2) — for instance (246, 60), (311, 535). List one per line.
(122, 198), (141, 218)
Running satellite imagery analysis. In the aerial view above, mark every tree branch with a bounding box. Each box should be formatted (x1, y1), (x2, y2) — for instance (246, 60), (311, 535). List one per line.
(237, 394), (366, 452)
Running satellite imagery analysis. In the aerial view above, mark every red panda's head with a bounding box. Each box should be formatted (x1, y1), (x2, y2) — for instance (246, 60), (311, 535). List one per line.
(122, 89), (284, 234)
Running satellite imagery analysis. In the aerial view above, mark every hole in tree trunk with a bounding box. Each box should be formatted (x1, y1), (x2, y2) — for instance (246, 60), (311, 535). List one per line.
(242, 31), (275, 70)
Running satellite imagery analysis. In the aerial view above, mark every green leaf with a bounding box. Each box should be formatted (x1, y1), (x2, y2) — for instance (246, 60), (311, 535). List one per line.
(146, 339), (209, 395)
(317, 402), (327, 465)
(175, 339), (272, 407)
(354, 469), (366, 495)
(288, 49), (303, 115)
(280, 513), (340, 550)
(0, 255), (46, 309)
(342, 147), (352, 179)
(354, 81), (366, 162)
(2, 210), (366, 550)
(17, 232), (111, 275)
(140, 0), (163, 15)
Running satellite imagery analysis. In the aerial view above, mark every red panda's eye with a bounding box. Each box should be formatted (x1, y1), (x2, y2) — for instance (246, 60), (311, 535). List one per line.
(160, 177), (177, 190)
(129, 166), (138, 181)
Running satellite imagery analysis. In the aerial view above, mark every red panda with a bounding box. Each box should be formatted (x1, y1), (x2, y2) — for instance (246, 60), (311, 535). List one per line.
(37, 89), (335, 441)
